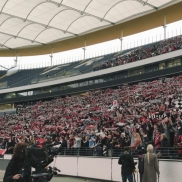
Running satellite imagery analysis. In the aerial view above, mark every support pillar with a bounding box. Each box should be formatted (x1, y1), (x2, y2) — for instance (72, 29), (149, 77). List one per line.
(82, 40), (86, 60)
(120, 30), (123, 52)
(14, 53), (18, 67)
(163, 16), (167, 40)
(50, 48), (54, 66)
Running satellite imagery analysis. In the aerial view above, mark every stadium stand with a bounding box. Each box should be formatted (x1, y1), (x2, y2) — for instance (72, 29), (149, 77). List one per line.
(0, 71), (6, 78)
(0, 35), (181, 89)
(26, 53), (115, 84)
(0, 68), (45, 88)
(0, 74), (182, 159)
(93, 35), (182, 71)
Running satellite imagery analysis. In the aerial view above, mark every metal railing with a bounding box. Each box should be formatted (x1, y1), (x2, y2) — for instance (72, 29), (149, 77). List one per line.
(50, 146), (182, 159)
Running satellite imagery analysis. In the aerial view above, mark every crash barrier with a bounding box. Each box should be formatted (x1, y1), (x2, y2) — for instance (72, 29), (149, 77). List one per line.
(51, 146), (182, 159)
(1, 154), (182, 182)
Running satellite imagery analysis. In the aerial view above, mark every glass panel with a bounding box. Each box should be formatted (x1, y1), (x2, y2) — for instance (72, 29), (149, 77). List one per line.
(17, 91), (27, 97)
(167, 61), (173, 68)
(159, 62), (165, 70)
(94, 79), (99, 83)
(0, 104), (12, 110)
(66, 83), (78, 88)
(99, 78), (104, 83)
(79, 81), (88, 87)
(60, 85), (65, 90)
(0, 81), (7, 89)
(129, 68), (144, 76)
(33, 90), (40, 95)
(145, 64), (158, 73)
(174, 59), (181, 66)
(52, 86), (59, 92)
(41, 87), (51, 93)
(0, 94), (5, 99)
(28, 91), (33, 96)
(88, 80), (93, 85)
(5, 93), (16, 99)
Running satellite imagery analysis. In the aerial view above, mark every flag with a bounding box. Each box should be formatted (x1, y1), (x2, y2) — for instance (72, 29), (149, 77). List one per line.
(113, 100), (118, 107)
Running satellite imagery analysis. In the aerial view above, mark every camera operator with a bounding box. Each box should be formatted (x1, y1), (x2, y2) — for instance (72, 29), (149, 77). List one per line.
(118, 146), (136, 182)
(3, 142), (31, 182)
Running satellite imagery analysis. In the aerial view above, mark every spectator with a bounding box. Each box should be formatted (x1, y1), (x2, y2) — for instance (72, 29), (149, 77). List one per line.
(130, 133), (142, 151)
(6, 137), (16, 154)
(88, 131), (96, 155)
(73, 134), (81, 155)
(159, 133), (170, 158)
(142, 144), (160, 182)
(81, 136), (89, 155)
(118, 133), (127, 149)
(118, 146), (136, 182)
(140, 130), (149, 150)
(154, 129), (161, 151)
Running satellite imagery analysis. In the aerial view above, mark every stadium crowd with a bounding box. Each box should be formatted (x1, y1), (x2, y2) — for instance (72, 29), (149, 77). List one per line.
(93, 35), (182, 71)
(0, 75), (182, 158)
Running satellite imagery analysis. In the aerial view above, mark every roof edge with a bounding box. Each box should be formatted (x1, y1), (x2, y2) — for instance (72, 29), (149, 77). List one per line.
(0, 1), (182, 57)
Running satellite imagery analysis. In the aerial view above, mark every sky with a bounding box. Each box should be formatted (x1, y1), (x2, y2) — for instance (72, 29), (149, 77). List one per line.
(0, 19), (182, 70)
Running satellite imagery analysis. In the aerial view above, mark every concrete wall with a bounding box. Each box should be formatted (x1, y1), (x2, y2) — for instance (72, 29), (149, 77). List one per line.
(2, 155), (182, 182)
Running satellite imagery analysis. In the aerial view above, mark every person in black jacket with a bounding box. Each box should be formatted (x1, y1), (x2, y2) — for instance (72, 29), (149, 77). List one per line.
(6, 137), (16, 154)
(159, 133), (170, 158)
(3, 142), (31, 182)
(118, 146), (136, 182)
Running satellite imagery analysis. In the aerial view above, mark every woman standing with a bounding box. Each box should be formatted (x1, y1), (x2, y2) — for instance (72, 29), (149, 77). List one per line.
(130, 133), (142, 151)
(142, 144), (160, 182)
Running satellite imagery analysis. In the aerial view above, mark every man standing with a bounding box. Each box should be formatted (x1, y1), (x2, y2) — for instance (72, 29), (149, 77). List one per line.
(118, 147), (136, 182)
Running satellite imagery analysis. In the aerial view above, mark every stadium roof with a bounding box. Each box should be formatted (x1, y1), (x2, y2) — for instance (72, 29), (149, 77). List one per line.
(0, 0), (182, 57)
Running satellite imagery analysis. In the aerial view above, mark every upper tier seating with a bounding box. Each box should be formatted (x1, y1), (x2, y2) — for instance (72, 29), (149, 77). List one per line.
(0, 35), (181, 89)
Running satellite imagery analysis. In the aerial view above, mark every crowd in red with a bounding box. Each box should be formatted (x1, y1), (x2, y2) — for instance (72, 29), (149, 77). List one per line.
(0, 74), (182, 158)
(93, 35), (182, 71)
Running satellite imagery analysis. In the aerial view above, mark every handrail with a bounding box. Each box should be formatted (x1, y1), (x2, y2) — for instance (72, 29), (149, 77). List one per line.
(2, 146), (180, 159)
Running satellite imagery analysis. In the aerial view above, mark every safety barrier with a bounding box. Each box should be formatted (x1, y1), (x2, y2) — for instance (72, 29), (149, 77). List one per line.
(1, 154), (182, 182)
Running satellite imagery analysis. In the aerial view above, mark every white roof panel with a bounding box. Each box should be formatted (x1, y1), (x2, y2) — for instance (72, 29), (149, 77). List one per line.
(5, 37), (40, 48)
(68, 16), (109, 34)
(36, 28), (72, 43)
(105, 1), (152, 22)
(148, 0), (172, 7)
(0, 18), (30, 35)
(63, 0), (91, 11)
(0, 0), (180, 50)
(0, 34), (12, 47)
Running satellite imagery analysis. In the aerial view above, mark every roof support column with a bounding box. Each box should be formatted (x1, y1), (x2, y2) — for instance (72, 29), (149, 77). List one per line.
(14, 53), (18, 67)
(163, 15), (167, 40)
(119, 30), (123, 52)
(49, 48), (54, 66)
(82, 40), (86, 61)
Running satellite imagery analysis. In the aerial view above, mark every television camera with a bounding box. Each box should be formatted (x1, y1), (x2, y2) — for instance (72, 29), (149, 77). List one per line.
(20, 142), (61, 182)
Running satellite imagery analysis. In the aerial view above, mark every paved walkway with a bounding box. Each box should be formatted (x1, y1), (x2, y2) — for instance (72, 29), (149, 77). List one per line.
(0, 171), (102, 182)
